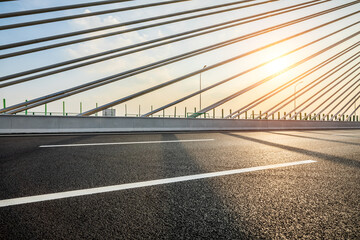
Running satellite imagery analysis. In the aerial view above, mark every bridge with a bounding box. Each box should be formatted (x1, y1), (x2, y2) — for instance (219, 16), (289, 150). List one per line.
(0, 0), (359, 239)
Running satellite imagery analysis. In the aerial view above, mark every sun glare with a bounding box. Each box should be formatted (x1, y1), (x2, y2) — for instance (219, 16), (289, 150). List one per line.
(265, 57), (289, 75)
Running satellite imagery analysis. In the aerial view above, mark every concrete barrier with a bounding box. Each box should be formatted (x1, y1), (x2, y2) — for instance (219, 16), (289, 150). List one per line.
(0, 115), (360, 134)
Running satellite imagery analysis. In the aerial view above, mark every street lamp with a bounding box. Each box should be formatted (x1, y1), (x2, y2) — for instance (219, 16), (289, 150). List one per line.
(200, 65), (207, 111)
(294, 81), (303, 114)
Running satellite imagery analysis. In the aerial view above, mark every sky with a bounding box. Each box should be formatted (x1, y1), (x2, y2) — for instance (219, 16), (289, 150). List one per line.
(0, 0), (359, 117)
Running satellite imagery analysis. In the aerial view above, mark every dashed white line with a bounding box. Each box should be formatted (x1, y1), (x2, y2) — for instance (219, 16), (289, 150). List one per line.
(0, 160), (317, 208)
(39, 138), (215, 148)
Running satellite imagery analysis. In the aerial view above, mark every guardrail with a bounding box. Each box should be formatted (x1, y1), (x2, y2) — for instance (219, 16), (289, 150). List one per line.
(1, 115), (360, 134)
(4, 98), (359, 121)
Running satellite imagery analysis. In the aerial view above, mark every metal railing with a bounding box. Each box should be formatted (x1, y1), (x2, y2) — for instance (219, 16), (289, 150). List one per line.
(4, 98), (358, 121)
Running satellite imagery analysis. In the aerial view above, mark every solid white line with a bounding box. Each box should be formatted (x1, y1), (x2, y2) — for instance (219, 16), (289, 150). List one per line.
(0, 160), (316, 208)
(39, 139), (215, 148)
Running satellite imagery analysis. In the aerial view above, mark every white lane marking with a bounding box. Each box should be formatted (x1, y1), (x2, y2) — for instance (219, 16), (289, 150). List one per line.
(0, 160), (316, 208)
(39, 139), (215, 148)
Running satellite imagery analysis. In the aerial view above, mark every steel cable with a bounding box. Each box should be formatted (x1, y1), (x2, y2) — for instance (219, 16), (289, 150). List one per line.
(2, 2), (357, 115)
(192, 33), (360, 117)
(0, 0), (133, 18)
(332, 92), (360, 121)
(325, 83), (360, 120)
(85, 30), (360, 116)
(0, 0), (268, 55)
(283, 62), (360, 120)
(0, 0), (325, 84)
(0, 0), (190, 30)
(228, 47), (360, 119)
(259, 51), (360, 119)
(143, 32), (360, 118)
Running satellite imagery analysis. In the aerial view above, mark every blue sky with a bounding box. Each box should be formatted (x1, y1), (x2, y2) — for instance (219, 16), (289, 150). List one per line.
(0, 0), (359, 117)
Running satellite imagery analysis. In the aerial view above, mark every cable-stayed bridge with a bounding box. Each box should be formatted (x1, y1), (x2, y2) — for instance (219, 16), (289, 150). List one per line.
(0, 0), (359, 123)
(0, 1), (360, 239)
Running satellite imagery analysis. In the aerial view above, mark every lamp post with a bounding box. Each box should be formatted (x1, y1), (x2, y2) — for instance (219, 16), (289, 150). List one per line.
(294, 81), (303, 114)
(199, 65), (207, 113)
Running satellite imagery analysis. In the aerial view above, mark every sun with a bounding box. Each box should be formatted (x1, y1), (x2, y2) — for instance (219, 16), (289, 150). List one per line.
(265, 57), (289, 75)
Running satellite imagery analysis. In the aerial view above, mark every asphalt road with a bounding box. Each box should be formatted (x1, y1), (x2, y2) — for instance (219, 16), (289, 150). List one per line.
(0, 130), (359, 239)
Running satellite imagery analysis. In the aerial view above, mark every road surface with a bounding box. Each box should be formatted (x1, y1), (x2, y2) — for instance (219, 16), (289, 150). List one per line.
(1, 130), (359, 239)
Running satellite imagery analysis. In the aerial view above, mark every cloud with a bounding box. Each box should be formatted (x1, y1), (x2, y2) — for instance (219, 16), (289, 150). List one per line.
(64, 10), (165, 75)
(66, 10), (145, 56)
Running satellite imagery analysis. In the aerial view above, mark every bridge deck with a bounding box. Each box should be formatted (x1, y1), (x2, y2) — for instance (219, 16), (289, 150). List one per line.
(1, 130), (359, 239)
